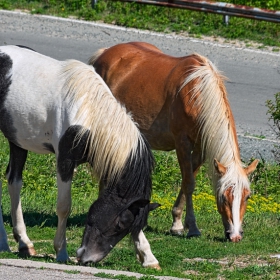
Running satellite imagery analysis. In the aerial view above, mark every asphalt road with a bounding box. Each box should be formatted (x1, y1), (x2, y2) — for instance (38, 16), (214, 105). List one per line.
(1, 10), (280, 140)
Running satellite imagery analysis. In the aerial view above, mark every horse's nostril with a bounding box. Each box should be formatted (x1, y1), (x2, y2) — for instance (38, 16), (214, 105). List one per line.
(76, 247), (85, 259)
(230, 235), (242, 242)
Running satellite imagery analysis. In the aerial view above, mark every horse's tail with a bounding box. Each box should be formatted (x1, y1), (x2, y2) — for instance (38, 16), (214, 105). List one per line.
(88, 48), (107, 66)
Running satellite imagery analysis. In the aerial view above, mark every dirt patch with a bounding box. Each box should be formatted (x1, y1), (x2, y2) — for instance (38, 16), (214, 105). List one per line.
(183, 255), (280, 277)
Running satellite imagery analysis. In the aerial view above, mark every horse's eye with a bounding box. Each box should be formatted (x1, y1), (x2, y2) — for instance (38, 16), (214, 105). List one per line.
(222, 194), (227, 204)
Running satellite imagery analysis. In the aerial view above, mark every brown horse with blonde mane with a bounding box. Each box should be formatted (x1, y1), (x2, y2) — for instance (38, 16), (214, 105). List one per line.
(89, 42), (258, 268)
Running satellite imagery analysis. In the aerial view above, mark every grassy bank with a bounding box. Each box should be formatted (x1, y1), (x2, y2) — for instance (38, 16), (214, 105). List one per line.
(0, 0), (280, 49)
(0, 133), (279, 279)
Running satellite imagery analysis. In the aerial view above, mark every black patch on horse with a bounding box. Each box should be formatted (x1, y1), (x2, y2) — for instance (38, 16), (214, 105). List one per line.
(43, 143), (55, 153)
(6, 141), (28, 184)
(57, 125), (89, 182)
(0, 51), (18, 144)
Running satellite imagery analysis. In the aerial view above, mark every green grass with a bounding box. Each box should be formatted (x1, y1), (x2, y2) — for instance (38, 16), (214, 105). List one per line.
(0, 133), (280, 279)
(0, 0), (280, 48)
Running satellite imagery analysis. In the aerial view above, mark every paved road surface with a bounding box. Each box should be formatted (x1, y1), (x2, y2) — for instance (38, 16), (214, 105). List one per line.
(1, 10), (280, 141)
(0, 259), (185, 280)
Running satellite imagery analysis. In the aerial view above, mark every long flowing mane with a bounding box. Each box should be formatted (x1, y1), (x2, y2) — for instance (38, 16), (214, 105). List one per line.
(180, 54), (250, 199)
(60, 60), (145, 182)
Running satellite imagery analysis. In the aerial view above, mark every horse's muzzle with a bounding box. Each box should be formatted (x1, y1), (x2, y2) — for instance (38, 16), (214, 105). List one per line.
(225, 230), (243, 242)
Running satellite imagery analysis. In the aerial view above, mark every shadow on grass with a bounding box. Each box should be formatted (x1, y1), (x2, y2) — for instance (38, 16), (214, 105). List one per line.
(2, 212), (87, 228)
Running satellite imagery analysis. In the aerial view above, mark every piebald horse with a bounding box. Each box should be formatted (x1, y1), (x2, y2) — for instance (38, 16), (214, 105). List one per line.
(0, 45), (156, 265)
(89, 41), (259, 264)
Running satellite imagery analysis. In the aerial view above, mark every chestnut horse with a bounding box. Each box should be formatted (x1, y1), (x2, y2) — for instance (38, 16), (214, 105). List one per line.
(89, 41), (259, 256)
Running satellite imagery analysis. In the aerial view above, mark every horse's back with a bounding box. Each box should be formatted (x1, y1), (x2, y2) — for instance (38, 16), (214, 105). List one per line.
(92, 42), (204, 150)
(0, 46), (65, 153)
(93, 42), (203, 99)
(93, 42), (185, 110)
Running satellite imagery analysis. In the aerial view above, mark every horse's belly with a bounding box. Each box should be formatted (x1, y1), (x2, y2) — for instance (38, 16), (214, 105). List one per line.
(8, 129), (54, 154)
(142, 130), (175, 151)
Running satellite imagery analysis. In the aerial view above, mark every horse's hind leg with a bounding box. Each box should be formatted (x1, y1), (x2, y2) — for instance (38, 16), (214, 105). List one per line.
(170, 188), (185, 235)
(171, 138), (201, 237)
(0, 181), (10, 252)
(6, 142), (36, 255)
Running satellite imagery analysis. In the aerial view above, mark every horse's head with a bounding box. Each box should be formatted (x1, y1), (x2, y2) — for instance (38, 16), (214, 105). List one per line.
(214, 158), (258, 242)
(77, 195), (159, 264)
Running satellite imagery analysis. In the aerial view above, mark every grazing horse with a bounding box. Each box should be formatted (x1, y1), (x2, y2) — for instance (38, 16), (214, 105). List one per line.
(90, 42), (259, 245)
(0, 45), (156, 265)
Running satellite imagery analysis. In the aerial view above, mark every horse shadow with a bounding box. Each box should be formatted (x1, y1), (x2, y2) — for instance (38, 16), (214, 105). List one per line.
(2, 212), (87, 228)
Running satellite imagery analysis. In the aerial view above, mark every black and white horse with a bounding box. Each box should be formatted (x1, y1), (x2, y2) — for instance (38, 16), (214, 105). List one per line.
(0, 45), (158, 266)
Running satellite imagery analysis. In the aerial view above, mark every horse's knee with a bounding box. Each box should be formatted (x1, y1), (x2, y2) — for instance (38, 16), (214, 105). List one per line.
(56, 204), (71, 219)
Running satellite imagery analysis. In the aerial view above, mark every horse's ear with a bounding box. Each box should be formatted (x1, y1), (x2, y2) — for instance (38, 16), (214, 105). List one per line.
(245, 159), (259, 175)
(149, 203), (161, 212)
(128, 198), (150, 210)
(214, 159), (226, 176)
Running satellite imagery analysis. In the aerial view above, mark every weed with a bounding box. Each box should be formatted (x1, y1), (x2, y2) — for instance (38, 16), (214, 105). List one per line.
(64, 270), (80, 274)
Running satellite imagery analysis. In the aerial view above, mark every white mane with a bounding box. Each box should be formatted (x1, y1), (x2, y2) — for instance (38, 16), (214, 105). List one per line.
(60, 59), (143, 181)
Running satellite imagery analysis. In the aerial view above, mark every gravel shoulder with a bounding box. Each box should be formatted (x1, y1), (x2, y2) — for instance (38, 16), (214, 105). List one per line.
(0, 259), (187, 280)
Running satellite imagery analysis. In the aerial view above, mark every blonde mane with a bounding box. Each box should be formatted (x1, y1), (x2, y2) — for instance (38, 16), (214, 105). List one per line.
(61, 59), (143, 181)
(88, 48), (107, 66)
(180, 54), (250, 199)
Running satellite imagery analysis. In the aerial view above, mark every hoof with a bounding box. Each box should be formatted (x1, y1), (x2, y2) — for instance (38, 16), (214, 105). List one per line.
(0, 245), (10, 252)
(19, 246), (36, 257)
(170, 228), (184, 236)
(186, 232), (201, 238)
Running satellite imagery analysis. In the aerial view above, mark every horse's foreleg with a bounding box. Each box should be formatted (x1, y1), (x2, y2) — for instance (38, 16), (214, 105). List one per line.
(132, 230), (161, 270)
(7, 142), (35, 255)
(184, 178), (201, 238)
(0, 182), (10, 252)
(54, 175), (72, 262)
(173, 138), (201, 237)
